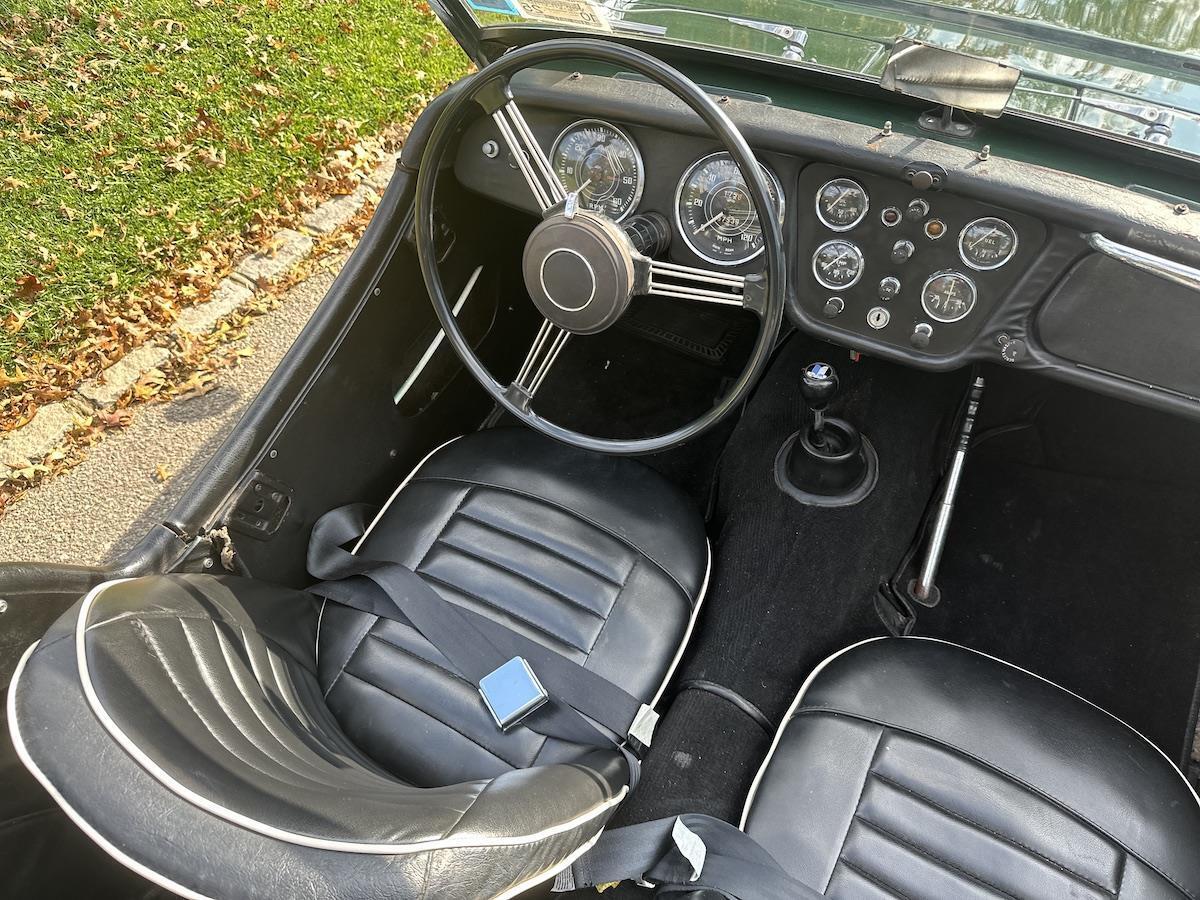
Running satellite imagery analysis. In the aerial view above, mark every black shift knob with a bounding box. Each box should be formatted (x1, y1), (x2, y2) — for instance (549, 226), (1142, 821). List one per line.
(800, 362), (839, 412)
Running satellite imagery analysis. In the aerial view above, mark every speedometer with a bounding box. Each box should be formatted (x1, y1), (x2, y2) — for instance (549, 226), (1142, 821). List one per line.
(550, 119), (644, 222)
(675, 152), (785, 266)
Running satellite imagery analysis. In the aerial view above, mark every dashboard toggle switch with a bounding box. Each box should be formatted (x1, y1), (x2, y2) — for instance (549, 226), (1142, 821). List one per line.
(823, 296), (845, 318)
(905, 198), (930, 221)
(890, 239), (915, 264)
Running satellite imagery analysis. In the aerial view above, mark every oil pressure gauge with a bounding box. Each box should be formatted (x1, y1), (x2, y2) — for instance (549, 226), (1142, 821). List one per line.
(921, 271), (977, 322)
(812, 239), (865, 290)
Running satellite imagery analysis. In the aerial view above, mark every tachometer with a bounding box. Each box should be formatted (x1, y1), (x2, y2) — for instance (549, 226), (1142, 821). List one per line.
(812, 239), (864, 290)
(675, 152), (785, 266)
(550, 119), (644, 222)
(921, 270), (978, 322)
(815, 178), (869, 231)
(959, 217), (1018, 270)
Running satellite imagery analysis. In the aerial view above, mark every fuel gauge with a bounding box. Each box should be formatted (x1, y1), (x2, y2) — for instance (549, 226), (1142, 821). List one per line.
(959, 217), (1018, 270)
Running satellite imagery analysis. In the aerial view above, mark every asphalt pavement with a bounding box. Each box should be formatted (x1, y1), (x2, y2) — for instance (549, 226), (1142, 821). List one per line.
(0, 252), (348, 566)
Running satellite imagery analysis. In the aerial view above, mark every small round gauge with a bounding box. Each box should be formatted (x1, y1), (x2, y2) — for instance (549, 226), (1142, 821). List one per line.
(815, 178), (869, 231)
(675, 152), (785, 266)
(959, 216), (1018, 270)
(921, 270), (978, 322)
(550, 119), (644, 222)
(812, 239), (865, 290)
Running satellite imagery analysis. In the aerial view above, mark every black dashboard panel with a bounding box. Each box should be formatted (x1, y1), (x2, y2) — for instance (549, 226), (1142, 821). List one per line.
(454, 108), (803, 278)
(1037, 254), (1200, 400)
(794, 163), (1046, 357)
(444, 67), (1200, 420)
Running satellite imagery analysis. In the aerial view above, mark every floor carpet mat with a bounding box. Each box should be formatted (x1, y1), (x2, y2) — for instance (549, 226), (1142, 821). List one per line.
(916, 374), (1200, 766)
(611, 334), (970, 827)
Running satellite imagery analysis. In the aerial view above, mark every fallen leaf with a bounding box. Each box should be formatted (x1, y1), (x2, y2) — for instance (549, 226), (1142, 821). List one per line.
(14, 273), (45, 299)
(154, 463), (173, 482)
(97, 409), (133, 428)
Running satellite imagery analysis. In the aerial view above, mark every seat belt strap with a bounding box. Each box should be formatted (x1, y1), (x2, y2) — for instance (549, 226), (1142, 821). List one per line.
(306, 504), (658, 758)
(552, 814), (824, 899)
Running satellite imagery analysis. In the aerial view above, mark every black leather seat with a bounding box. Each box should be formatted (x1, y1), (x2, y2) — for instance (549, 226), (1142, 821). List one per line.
(8, 428), (708, 899)
(740, 637), (1200, 899)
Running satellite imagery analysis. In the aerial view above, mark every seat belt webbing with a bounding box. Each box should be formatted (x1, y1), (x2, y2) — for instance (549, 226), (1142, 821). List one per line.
(306, 503), (656, 762)
(553, 814), (824, 899)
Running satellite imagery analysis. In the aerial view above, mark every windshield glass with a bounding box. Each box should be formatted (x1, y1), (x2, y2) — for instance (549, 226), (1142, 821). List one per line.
(462, 0), (1200, 157)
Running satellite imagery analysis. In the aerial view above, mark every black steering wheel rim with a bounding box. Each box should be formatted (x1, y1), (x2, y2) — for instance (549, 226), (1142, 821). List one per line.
(415, 38), (786, 456)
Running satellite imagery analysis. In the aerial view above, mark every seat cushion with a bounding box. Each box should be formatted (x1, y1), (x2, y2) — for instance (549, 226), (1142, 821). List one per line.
(741, 637), (1200, 899)
(10, 575), (628, 900)
(317, 427), (710, 785)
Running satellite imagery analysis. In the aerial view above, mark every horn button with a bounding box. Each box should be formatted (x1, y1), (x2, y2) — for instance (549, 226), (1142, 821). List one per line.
(522, 211), (636, 334)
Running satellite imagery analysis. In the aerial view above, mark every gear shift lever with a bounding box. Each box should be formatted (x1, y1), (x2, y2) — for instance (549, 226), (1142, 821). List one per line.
(800, 362), (839, 448)
(776, 361), (878, 506)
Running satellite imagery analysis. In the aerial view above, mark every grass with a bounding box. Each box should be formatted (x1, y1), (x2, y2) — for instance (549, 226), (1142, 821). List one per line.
(0, 0), (468, 367)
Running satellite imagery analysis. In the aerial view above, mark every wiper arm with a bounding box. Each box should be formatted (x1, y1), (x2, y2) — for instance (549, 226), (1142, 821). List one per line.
(604, 4), (808, 61)
(1012, 85), (1176, 144)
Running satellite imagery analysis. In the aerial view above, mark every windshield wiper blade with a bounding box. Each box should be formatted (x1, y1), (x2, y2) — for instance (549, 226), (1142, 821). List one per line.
(604, 3), (809, 61)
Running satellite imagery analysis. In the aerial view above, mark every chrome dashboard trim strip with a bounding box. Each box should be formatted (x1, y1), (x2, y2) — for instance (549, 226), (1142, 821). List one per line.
(1086, 233), (1200, 292)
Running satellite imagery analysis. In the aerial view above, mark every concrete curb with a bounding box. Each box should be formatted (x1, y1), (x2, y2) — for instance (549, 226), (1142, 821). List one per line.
(0, 155), (396, 473)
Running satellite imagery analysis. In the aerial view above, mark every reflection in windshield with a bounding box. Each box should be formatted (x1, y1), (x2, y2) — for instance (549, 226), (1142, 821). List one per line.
(472, 0), (1200, 156)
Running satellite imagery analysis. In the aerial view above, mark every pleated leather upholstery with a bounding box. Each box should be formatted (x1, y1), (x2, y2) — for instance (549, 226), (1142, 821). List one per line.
(742, 638), (1200, 899)
(10, 428), (709, 899)
(318, 427), (709, 785)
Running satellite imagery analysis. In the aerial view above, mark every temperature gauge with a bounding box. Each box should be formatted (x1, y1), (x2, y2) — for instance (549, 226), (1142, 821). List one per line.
(921, 271), (978, 323)
(812, 239), (865, 290)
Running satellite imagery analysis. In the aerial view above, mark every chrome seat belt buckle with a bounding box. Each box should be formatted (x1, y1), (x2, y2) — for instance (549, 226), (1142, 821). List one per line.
(479, 657), (548, 731)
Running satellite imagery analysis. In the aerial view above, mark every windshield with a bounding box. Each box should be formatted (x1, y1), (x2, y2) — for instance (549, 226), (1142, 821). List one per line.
(461, 0), (1200, 158)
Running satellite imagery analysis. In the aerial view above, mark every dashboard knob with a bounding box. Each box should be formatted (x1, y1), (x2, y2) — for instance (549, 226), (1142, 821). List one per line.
(823, 296), (845, 318)
(890, 239), (915, 264)
(911, 322), (933, 349)
(878, 276), (901, 300)
(905, 199), (930, 221)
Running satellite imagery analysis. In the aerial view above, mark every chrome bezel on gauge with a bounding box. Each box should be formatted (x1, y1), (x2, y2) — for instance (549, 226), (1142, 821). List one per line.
(550, 118), (645, 223)
(674, 151), (786, 267)
(921, 270), (978, 323)
(815, 177), (869, 231)
(812, 239), (865, 291)
(958, 216), (1018, 271)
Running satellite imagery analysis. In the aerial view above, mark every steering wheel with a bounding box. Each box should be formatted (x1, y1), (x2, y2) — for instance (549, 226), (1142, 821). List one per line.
(415, 39), (786, 455)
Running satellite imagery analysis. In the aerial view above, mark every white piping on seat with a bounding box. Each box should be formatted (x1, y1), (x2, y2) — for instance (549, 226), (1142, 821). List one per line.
(8, 641), (214, 900)
(738, 634), (1200, 832)
(650, 538), (712, 709)
(350, 435), (463, 555)
(738, 636), (884, 829)
(73, 578), (629, 855)
(314, 434), (462, 664)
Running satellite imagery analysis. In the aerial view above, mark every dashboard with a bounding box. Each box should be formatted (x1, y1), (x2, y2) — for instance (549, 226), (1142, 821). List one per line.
(449, 67), (1200, 420)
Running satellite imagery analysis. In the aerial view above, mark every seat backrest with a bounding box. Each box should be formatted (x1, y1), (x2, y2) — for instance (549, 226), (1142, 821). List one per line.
(12, 574), (628, 899)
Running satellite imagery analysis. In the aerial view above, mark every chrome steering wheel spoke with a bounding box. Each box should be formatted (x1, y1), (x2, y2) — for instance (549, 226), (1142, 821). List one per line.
(476, 77), (565, 212)
(633, 255), (765, 315)
(507, 319), (571, 409)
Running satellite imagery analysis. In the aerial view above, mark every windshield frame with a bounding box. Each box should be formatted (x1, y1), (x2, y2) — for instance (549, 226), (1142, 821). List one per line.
(435, 0), (1200, 171)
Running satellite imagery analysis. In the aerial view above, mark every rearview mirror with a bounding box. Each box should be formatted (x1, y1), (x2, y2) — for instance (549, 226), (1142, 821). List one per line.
(881, 39), (1021, 118)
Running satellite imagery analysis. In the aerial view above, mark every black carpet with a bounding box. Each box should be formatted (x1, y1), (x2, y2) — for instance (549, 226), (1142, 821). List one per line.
(916, 371), (1200, 766)
(611, 334), (970, 828)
